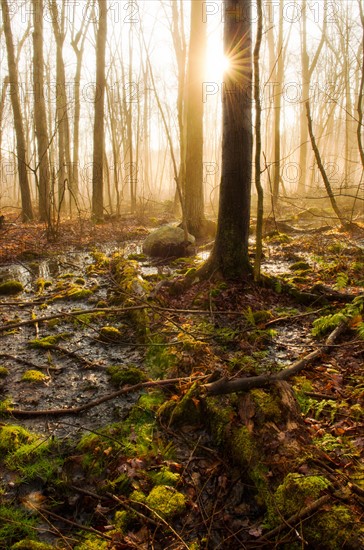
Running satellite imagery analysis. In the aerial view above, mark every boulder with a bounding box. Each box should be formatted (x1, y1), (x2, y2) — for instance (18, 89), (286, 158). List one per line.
(143, 225), (195, 258)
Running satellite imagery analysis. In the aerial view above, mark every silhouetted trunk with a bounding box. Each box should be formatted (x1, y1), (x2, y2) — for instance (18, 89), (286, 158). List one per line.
(202, 0), (252, 279)
(32, 0), (50, 221)
(254, 0), (263, 282)
(1, 0), (33, 221)
(184, 0), (207, 237)
(357, 0), (364, 168)
(92, 0), (107, 221)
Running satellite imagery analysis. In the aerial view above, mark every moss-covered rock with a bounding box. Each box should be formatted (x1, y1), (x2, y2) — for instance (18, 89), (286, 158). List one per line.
(0, 280), (23, 295)
(99, 325), (124, 342)
(0, 366), (9, 377)
(143, 225), (195, 258)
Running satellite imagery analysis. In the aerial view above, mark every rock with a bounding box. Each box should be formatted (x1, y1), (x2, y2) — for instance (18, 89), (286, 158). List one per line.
(143, 225), (195, 258)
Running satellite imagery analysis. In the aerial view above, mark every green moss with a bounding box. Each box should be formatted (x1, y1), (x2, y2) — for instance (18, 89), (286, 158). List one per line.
(74, 277), (86, 285)
(0, 425), (38, 454)
(145, 340), (178, 378)
(74, 534), (109, 550)
(0, 506), (37, 547)
(0, 280), (23, 295)
(0, 366), (9, 377)
(35, 278), (52, 292)
(21, 370), (48, 383)
(106, 365), (147, 386)
(113, 510), (131, 533)
(11, 541), (54, 550)
(65, 286), (93, 301)
(161, 383), (201, 427)
(289, 261), (311, 271)
(149, 467), (180, 487)
(128, 253), (147, 261)
(251, 388), (281, 420)
(99, 325), (123, 342)
(133, 485), (186, 519)
(204, 397), (233, 445)
(28, 333), (69, 348)
(307, 504), (356, 549)
(231, 426), (258, 465)
(268, 473), (331, 526)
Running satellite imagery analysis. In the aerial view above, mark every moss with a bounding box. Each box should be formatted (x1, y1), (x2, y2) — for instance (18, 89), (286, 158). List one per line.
(252, 310), (273, 324)
(0, 366), (9, 377)
(149, 467), (180, 487)
(251, 388), (281, 420)
(107, 365), (147, 386)
(268, 473), (331, 526)
(133, 485), (186, 519)
(289, 261), (311, 271)
(99, 325), (123, 342)
(204, 397), (233, 446)
(74, 534), (109, 550)
(0, 506), (37, 547)
(113, 510), (131, 533)
(11, 542), (54, 550)
(0, 425), (38, 454)
(65, 286), (93, 301)
(74, 277), (86, 285)
(161, 383), (201, 427)
(35, 278), (52, 292)
(307, 504), (356, 549)
(231, 426), (258, 465)
(21, 370), (48, 383)
(28, 333), (69, 348)
(128, 253), (147, 261)
(0, 280), (23, 295)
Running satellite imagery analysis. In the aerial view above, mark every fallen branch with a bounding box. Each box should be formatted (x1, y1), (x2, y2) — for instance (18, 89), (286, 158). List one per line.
(203, 321), (347, 395)
(0, 353), (61, 371)
(6, 375), (206, 417)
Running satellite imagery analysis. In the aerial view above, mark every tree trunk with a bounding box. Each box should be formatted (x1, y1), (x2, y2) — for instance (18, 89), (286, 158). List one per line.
(184, 0), (207, 238)
(202, 0), (252, 279)
(253, 0), (263, 282)
(32, 0), (50, 221)
(1, 0), (34, 221)
(272, 0), (284, 210)
(91, 0), (107, 221)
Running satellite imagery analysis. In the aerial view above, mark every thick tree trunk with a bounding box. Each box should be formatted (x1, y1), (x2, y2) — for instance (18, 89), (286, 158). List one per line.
(32, 0), (50, 221)
(184, 0), (207, 237)
(202, 0), (252, 279)
(91, 0), (107, 221)
(1, 0), (34, 221)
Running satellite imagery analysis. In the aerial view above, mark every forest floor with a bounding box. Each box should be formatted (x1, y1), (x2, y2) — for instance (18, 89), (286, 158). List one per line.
(0, 211), (363, 549)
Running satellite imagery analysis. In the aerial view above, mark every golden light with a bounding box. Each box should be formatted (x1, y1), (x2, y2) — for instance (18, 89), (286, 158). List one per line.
(206, 45), (231, 80)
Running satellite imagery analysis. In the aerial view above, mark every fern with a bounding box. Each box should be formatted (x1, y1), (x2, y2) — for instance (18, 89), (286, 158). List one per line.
(334, 272), (349, 290)
(312, 313), (347, 337)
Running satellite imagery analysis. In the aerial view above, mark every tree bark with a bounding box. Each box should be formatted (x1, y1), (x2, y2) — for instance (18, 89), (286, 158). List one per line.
(184, 0), (207, 237)
(32, 0), (50, 221)
(91, 0), (107, 221)
(202, 0), (252, 279)
(1, 0), (34, 221)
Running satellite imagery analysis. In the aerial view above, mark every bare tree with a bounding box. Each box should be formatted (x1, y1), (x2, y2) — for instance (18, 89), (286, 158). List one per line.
(1, 0), (33, 221)
(91, 0), (107, 221)
(32, 0), (50, 221)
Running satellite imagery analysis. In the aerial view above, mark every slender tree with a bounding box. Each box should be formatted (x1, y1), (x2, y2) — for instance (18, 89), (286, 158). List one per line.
(184, 0), (207, 237)
(254, 0), (263, 281)
(92, 0), (107, 220)
(1, 0), (34, 221)
(201, 0), (252, 279)
(32, 0), (50, 221)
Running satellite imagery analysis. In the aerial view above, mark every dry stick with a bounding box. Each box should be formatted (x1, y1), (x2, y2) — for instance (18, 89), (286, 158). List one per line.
(256, 494), (330, 543)
(204, 321), (347, 396)
(7, 375), (207, 417)
(0, 352), (61, 371)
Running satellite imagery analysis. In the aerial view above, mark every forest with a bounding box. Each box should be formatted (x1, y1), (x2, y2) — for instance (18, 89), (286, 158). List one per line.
(0, 0), (363, 548)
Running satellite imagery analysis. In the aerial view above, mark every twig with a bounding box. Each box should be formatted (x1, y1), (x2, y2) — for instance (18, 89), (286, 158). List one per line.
(35, 506), (112, 541)
(0, 353), (61, 371)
